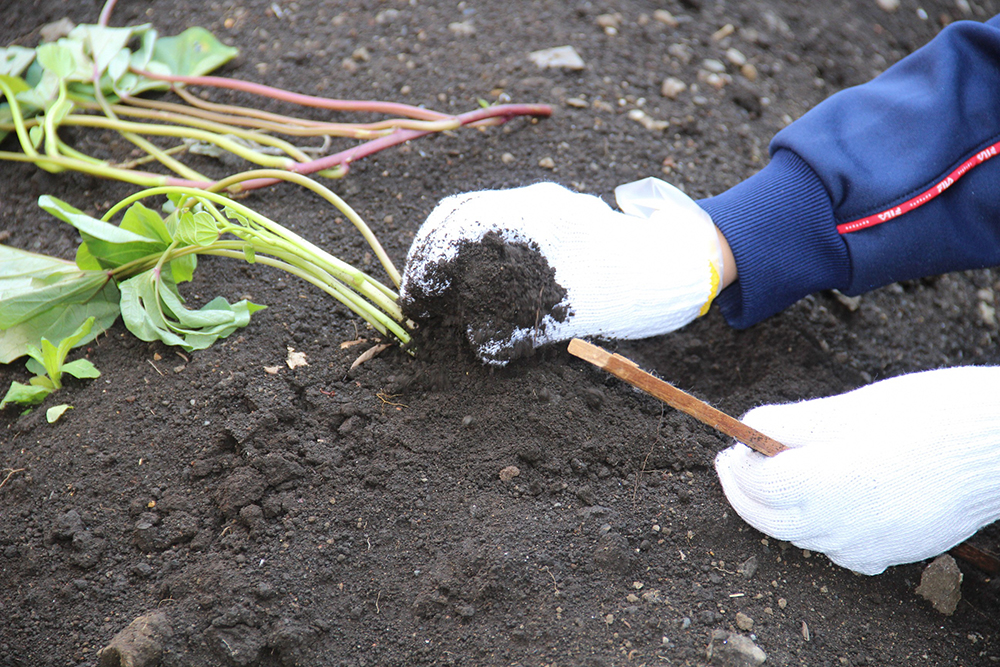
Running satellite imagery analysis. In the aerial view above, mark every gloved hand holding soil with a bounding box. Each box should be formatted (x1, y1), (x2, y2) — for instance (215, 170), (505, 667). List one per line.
(400, 179), (731, 365)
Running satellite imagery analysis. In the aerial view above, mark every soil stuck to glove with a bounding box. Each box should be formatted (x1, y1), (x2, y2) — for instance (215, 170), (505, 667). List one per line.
(401, 231), (569, 363)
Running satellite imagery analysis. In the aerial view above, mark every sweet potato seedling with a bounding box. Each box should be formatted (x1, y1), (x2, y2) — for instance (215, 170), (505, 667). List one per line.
(0, 6), (551, 191)
(0, 170), (409, 369)
(1, 316), (100, 421)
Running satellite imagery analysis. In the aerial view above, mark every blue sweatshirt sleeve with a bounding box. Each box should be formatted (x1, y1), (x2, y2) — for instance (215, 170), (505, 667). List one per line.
(697, 16), (1000, 329)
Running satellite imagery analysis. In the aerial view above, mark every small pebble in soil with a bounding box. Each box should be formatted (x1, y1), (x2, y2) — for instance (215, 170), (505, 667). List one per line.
(738, 556), (759, 579)
(528, 45), (585, 70)
(661, 77), (687, 99)
(653, 9), (679, 27)
(448, 21), (476, 36)
(97, 610), (171, 667)
(725, 48), (747, 67)
(498, 465), (521, 482)
(915, 554), (963, 615)
(706, 629), (767, 667)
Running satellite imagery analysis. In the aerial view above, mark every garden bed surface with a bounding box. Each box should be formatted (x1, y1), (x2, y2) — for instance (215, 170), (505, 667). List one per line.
(2, 0), (999, 665)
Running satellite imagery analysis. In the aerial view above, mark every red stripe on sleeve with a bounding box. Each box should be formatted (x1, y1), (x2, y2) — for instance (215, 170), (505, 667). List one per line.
(837, 139), (1000, 234)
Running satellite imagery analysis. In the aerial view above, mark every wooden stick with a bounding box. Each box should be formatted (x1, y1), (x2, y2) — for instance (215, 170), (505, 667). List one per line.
(950, 541), (1000, 575)
(568, 338), (788, 457)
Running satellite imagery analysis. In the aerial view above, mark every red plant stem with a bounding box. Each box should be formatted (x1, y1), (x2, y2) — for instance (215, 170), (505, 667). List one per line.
(90, 104), (553, 192)
(131, 68), (455, 122)
(225, 104), (553, 192)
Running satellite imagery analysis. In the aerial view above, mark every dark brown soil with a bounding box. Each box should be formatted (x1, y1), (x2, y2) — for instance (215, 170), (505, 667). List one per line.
(402, 232), (569, 364)
(2, 1), (999, 666)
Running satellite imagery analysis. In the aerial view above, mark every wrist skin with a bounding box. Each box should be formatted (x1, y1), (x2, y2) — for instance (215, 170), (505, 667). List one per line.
(717, 228), (737, 289)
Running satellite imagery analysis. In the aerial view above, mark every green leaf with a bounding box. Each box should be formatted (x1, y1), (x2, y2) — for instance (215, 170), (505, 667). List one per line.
(0, 47), (36, 78)
(74, 25), (135, 76)
(28, 316), (95, 389)
(61, 358), (100, 379)
(38, 195), (167, 269)
(40, 337), (61, 385)
(163, 192), (184, 215)
(39, 195), (160, 245)
(128, 27), (159, 73)
(119, 270), (263, 351)
(150, 27), (238, 77)
(25, 357), (44, 376)
(175, 210), (220, 247)
(167, 253), (197, 285)
(0, 381), (51, 409)
(54, 316), (96, 368)
(0, 248), (120, 364)
(0, 261), (112, 329)
(46, 404), (72, 423)
(74, 243), (102, 270)
(0, 293), (119, 363)
(120, 201), (173, 244)
(119, 271), (187, 349)
(35, 43), (76, 79)
(0, 73), (31, 97)
(107, 47), (131, 85)
(0, 245), (77, 298)
(28, 375), (54, 389)
(28, 124), (43, 148)
(0, 245), (112, 329)
(15, 69), (60, 117)
(224, 207), (250, 226)
(243, 244), (256, 264)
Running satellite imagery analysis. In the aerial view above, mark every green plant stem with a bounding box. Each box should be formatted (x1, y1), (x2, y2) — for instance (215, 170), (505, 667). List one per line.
(102, 186), (402, 320)
(204, 247), (409, 343)
(0, 150), (172, 186)
(91, 73), (210, 182)
(151, 239), (180, 332)
(0, 78), (38, 158)
(42, 79), (72, 167)
(55, 138), (106, 166)
(72, 100), (315, 162)
(210, 169), (401, 288)
(107, 240), (409, 343)
(56, 115), (297, 169)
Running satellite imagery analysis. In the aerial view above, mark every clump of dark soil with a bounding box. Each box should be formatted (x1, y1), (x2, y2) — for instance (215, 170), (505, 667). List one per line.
(402, 231), (569, 363)
(2, 1), (1000, 666)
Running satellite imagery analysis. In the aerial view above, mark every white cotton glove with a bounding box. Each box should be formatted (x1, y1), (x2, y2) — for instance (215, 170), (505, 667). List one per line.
(400, 178), (724, 364)
(715, 366), (1000, 575)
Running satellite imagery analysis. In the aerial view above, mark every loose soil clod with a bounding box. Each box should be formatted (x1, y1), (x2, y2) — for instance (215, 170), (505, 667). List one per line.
(402, 231), (568, 363)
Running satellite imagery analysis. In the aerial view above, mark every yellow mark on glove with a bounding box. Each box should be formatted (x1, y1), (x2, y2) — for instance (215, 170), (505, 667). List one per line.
(699, 261), (721, 317)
